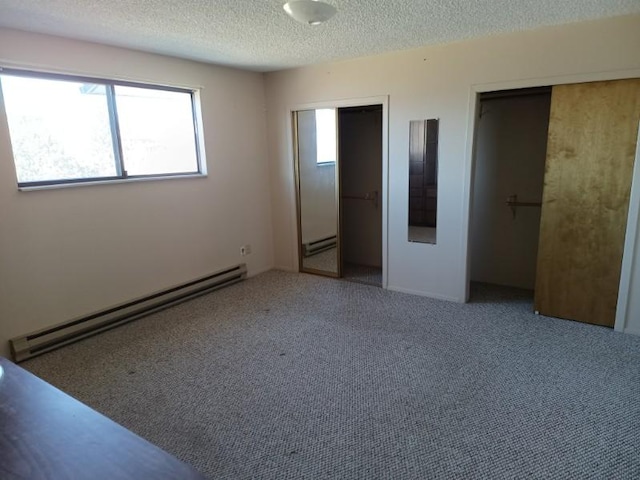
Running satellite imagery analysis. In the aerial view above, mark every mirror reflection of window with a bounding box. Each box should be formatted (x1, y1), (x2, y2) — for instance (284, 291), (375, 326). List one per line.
(408, 118), (439, 244)
(315, 108), (337, 165)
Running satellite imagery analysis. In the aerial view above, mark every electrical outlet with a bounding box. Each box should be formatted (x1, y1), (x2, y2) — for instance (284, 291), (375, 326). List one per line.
(240, 244), (252, 256)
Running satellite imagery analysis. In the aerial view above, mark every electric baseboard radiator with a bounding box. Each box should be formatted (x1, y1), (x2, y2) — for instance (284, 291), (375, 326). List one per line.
(10, 263), (247, 363)
(303, 235), (337, 257)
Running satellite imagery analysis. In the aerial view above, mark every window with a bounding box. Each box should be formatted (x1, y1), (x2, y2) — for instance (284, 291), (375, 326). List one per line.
(315, 108), (336, 165)
(0, 69), (203, 188)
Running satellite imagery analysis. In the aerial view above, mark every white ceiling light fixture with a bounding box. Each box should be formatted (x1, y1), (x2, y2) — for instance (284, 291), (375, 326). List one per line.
(283, 0), (337, 26)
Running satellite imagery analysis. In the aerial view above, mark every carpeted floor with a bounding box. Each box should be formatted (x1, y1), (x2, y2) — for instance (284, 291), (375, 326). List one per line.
(302, 247), (338, 272)
(342, 262), (382, 287)
(23, 271), (640, 479)
(302, 248), (382, 287)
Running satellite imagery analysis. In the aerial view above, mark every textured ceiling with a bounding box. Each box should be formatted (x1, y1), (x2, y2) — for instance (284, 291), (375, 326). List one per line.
(0, 0), (638, 72)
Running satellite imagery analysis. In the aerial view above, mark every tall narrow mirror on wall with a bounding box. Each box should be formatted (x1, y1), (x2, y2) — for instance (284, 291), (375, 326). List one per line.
(408, 119), (439, 244)
(293, 108), (340, 276)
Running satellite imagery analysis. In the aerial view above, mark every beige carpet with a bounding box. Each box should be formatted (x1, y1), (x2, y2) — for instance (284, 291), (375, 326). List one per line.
(22, 271), (640, 479)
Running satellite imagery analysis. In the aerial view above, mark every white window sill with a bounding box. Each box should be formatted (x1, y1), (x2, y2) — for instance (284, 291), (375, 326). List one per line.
(18, 173), (208, 192)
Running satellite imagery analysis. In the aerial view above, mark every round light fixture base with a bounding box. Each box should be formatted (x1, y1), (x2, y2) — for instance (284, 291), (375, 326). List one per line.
(283, 0), (337, 26)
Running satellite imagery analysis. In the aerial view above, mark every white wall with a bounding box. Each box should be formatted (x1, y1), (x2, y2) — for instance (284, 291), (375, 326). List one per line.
(621, 209), (640, 336)
(470, 93), (550, 290)
(265, 14), (640, 302)
(0, 29), (273, 358)
(624, 224), (640, 335)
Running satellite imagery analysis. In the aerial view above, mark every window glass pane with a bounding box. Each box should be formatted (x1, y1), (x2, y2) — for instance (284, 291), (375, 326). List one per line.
(1, 75), (117, 183)
(114, 86), (198, 176)
(315, 108), (336, 164)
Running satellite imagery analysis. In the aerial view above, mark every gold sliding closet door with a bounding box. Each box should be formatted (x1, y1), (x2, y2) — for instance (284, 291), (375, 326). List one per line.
(534, 79), (640, 327)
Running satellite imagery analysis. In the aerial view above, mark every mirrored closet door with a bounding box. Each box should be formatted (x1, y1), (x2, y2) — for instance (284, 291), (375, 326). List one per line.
(293, 108), (340, 277)
(293, 103), (384, 286)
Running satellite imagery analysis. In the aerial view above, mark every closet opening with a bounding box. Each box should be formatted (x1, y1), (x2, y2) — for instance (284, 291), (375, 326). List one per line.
(469, 86), (552, 303)
(338, 105), (383, 287)
(292, 102), (384, 288)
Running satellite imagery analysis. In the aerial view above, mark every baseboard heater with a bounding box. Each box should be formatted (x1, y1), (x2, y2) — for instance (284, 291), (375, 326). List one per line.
(303, 235), (337, 257)
(10, 263), (247, 363)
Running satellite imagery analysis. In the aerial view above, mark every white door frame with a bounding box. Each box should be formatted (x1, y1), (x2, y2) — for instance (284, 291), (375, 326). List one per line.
(461, 69), (640, 315)
(287, 95), (390, 288)
(615, 122), (640, 333)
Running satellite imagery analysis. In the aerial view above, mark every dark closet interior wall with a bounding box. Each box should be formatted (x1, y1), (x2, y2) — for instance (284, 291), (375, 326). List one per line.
(470, 89), (551, 289)
(339, 106), (383, 268)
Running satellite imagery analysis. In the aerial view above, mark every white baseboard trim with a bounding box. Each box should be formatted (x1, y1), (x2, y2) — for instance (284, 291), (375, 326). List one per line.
(386, 285), (463, 303)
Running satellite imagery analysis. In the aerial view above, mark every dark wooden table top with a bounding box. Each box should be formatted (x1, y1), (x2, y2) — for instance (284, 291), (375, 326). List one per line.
(0, 357), (208, 480)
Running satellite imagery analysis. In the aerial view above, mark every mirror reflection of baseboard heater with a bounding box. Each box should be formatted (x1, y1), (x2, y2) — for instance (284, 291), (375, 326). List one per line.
(10, 263), (247, 363)
(303, 235), (337, 257)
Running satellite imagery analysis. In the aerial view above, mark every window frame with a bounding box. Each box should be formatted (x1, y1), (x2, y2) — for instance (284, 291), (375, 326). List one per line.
(0, 67), (205, 189)
(314, 108), (337, 166)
